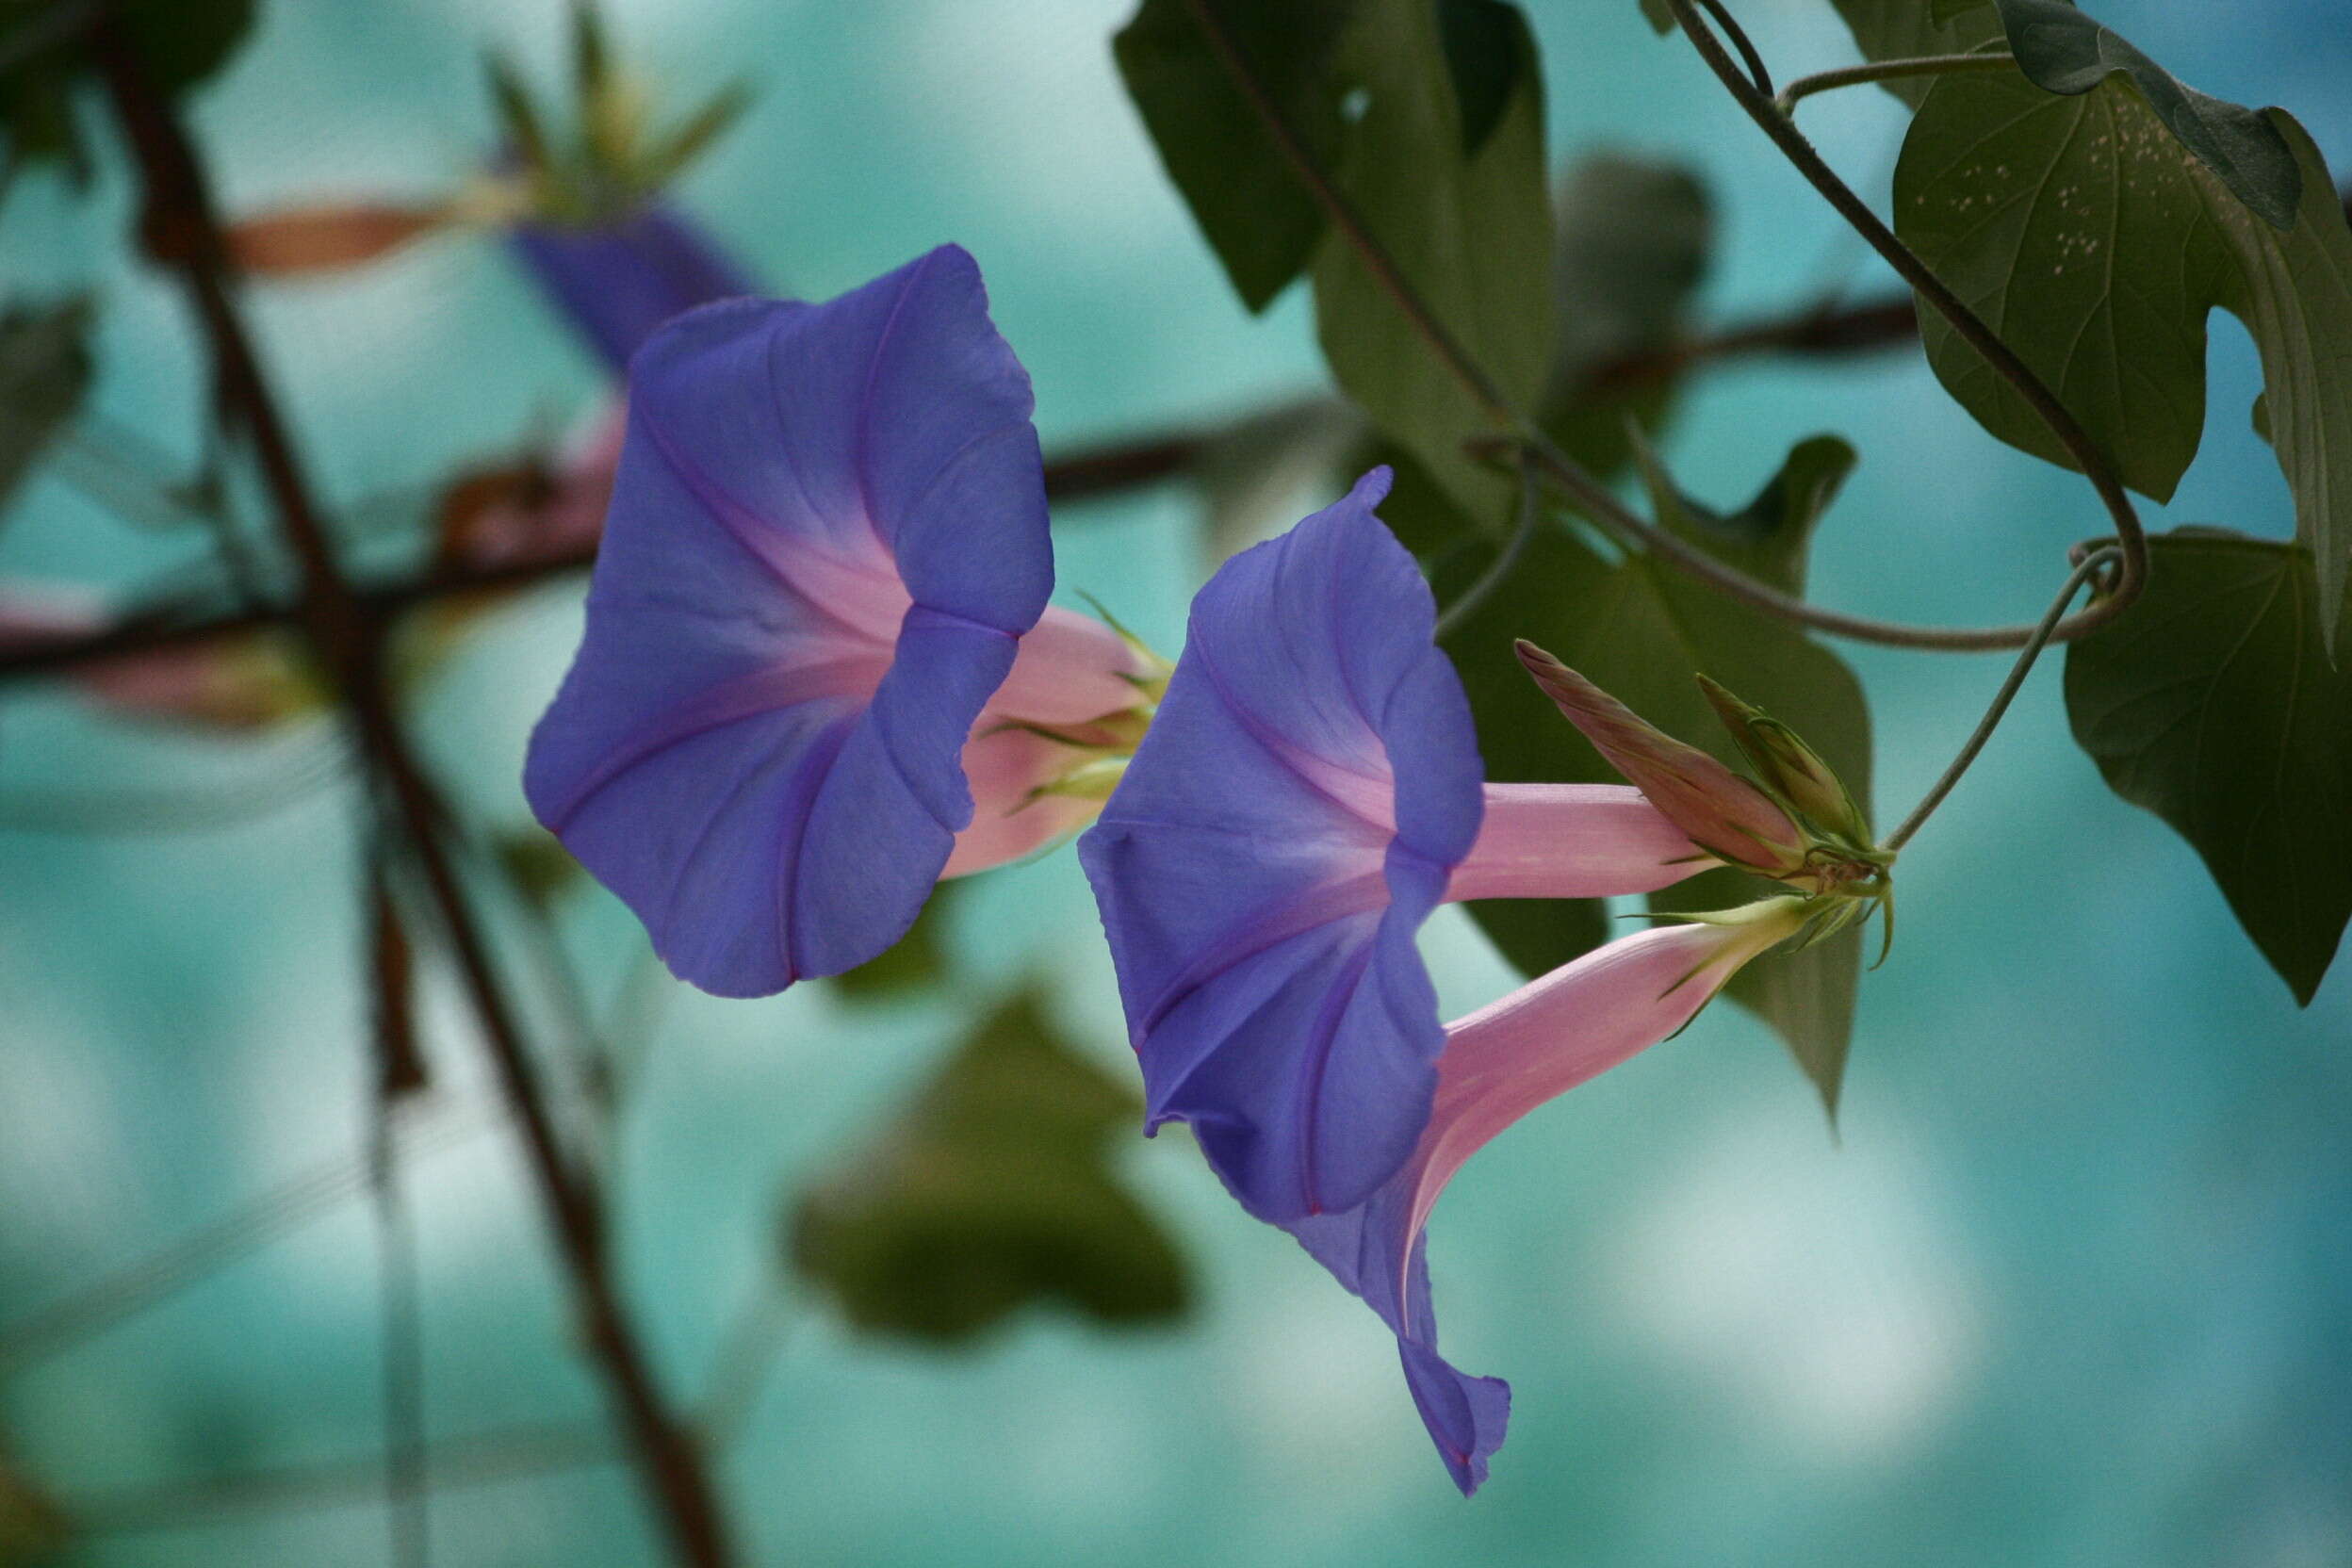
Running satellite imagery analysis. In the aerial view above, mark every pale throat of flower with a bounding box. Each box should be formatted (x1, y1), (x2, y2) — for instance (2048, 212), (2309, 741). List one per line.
(994, 612), (1171, 810)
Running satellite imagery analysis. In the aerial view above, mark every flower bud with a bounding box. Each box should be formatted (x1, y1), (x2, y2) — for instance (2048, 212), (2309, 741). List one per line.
(1514, 641), (1808, 877)
(1695, 673), (1872, 847)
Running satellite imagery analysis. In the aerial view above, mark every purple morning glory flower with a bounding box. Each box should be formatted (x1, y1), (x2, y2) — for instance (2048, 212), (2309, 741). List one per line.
(1293, 897), (1810, 1494)
(1078, 470), (1705, 1225)
(1075, 477), (1821, 1490)
(525, 244), (1140, 996)
(510, 204), (756, 371)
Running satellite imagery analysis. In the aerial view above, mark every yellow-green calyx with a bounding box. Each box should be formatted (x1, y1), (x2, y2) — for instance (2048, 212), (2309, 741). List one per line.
(478, 8), (753, 226)
(1697, 675), (1894, 960)
(1514, 643), (1895, 959)
(1013, 625), (1170, 808)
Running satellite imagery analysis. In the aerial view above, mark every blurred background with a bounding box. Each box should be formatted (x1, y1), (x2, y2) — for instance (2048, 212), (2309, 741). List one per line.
(2, 0), (2348, 1563)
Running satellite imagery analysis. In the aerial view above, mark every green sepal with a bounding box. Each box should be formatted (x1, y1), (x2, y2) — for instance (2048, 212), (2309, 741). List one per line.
(1695, 673), (1874, 848)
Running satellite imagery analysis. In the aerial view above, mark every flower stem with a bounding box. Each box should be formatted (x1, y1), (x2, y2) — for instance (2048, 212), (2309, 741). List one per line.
(1657, 0), (2148, 632)
(1883, 546), (2122, 852)
(1773, 52), (2016, 117)
(1690, 0), (1774, 97)
(1432, 451), (1542, 641)
(86, 22), (740, 1567)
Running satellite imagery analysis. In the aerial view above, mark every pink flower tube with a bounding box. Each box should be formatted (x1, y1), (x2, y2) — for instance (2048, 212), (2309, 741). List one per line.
(1285, 897), (1811, 1494)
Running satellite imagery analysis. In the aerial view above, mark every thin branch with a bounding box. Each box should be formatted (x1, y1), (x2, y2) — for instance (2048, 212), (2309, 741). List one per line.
(1188, 0), (2150, 652)
(1658, 0), (2148, 637)
(0, 421), (1228, 685)
(367, 1103), (432, 1568)
(1884, 545), (2121, 851)
(84, 23), (737, 1566)
(67, 1418), (619, 1537)
(5, 139), (2345, 690)
(1690, 0), (1772, 98)
(1432, 451), (1542, 641)
(0, 1101), (493, 1374)
(1775, 51), (2016, 117)
(363, 837), (432, 1564)
(0, 740), (350, 836)
(1577, 295), (1924, 395)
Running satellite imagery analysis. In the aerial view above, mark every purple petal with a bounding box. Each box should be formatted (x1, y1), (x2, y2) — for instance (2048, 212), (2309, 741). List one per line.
(509, 204), (757, 370)
(525, 246), (1051, 995)
(1078, 469), (1485, 1221)
(1282, 908), (1809, 1494)
(1285, 1179), (1508, 1496)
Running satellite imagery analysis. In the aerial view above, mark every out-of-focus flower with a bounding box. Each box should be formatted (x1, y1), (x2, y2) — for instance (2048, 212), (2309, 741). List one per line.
(506, 206), (754, 372)
(1080, 471), (1707, 1224)
(0, 585), (318, 731)
(524, 245), (1148, 997)
(1287, 897), (1813, 1494)
(224, 6), (757, 372)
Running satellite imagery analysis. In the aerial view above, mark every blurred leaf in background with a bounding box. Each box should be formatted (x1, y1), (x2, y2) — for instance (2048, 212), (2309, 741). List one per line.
(0, 296), (90, 518)
(1538, 151), (1713, 482)
(791, 990), (1191, 1344)
(0, 1452), (66, 1566)
(0, 0), (256, 185)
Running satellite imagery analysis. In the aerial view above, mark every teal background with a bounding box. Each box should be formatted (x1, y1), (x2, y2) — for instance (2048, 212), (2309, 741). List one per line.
(2, 1), (2348, 1563)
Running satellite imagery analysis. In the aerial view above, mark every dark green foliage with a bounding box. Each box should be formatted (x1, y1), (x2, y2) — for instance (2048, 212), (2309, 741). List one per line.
(0, 296), (90, 516)
(1989, 0), (2301, 229)
(1310, 0), (1552, 528)
(0, 0), (257, 181)
(1826, 0), (2004, 106)
(791, 991), (1192, 1343)
(1116, 0), (1552, 524)
(1435, 0), (1526, 154)
(1112, 0), (1358, 312)
(1433, 434), (1872, 1111)
(1898, 70), (2352, 642)
(2066, 532), (2352, 1004)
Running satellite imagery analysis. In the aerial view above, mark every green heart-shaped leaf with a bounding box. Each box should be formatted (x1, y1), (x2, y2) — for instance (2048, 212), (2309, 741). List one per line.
(2066, 531), (2352, 1004)
(791, 991), (1191, 1343)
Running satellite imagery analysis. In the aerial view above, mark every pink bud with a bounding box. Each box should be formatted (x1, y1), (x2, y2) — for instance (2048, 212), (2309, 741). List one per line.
(1513, 640), (1806, 876)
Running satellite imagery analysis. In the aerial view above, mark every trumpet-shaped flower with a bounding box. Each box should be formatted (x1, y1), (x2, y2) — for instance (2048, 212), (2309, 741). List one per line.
(525, 245), (1142, 997)
(1288, 898), (1812, 1494)
(1079, 471), (1708, 1224)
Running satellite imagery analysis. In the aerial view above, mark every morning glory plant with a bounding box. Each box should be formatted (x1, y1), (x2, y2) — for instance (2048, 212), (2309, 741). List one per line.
(1081, 477), (1884, 1490)
(524, 245), (1151, 996)
(1080, 468), (1712, 1225)
(1290, 895), (1812, 1494)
